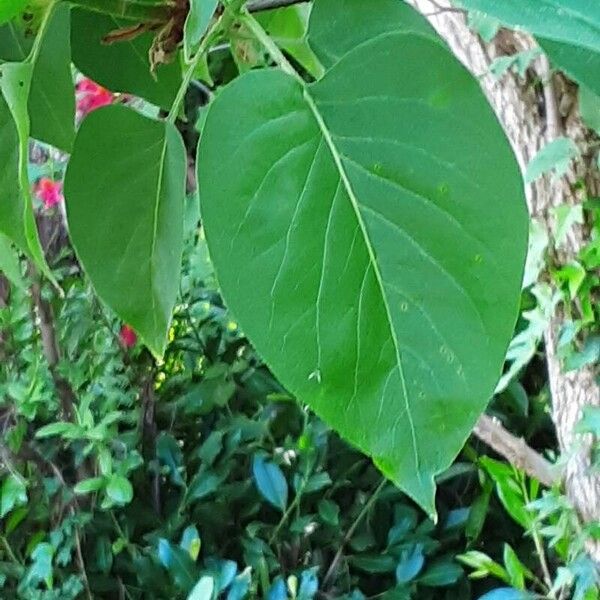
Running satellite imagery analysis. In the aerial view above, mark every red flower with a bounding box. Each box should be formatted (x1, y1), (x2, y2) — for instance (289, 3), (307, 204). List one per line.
(35, 178), (63, 209)
(76, 77), (114, 118)
(119, 325), (137, 348)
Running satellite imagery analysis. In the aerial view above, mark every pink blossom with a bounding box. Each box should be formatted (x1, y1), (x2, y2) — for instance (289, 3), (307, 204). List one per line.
(35, 178), (63, 209)
(76, 78), (114, 118)
(119, 325), (137, 348)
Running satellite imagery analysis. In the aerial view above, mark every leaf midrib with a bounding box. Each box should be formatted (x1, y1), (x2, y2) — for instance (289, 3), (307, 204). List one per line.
(299, 83), (421, 477)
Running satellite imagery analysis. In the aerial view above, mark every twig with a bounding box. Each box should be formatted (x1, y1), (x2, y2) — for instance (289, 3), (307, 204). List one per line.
(322, 479), (387, 589)
(474, 414), (559, 487)
(29, 269), (76, 421)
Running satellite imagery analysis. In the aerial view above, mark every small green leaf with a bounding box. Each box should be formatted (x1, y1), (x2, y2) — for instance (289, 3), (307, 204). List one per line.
(575, 405), (600, 436)
(252, 455), (288, 512)
(186, 470), (224, 503)
(74, 477), (106, 495)
(35, 422), (84, 439)
(180, 526), (201, 562)
(25, 543), (54, 589)
(467, 11), (500, 42)
(188, 575), (215, 600)
(503, 544), (525, 590)
(64, 105), (186, 357)
(257, 4), (324, 78)
(350, 555), (396, 574)
(158, 538), (198, 592)
(0, 233), (24, 290)
(0, 474), (27, 518)
(478, 589), (535, 600)
(524, 137), (579, 184)
(395, 545), (424, 584)
(105, 474), (133, 505)
(551, 203), (583, 247)
(418, 559), (463, 587)
(184, 0), (219, 62)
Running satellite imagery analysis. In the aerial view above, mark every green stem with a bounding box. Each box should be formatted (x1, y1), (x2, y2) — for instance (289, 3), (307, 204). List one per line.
(61, 0), (171, 22)
(240, 9), (298, 78)
(519, 478), (555, 598)
(28, 1), (56, 65)
(1, 535), (23, 566)
(322, 479), (387, 588)
(166, 13), (225, 123)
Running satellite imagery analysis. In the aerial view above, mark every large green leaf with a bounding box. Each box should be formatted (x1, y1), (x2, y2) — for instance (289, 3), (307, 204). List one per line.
(64, 106), (186, 356)
(0, 6), (75, 151)
(29, 4), (75, 151)
(456, 0), (600, 52)
(456, 0), (600, 94)
(198, 31), (527, 511)
(0, 61), (52, 280)
(308, 0), (434, 69)
(71, 9), (181, 109)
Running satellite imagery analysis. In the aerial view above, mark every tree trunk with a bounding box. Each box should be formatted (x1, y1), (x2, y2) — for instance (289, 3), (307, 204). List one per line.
(410, 0), (600, 558)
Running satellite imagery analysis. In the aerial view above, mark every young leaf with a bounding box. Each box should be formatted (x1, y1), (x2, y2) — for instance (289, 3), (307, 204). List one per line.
(188, 575), (215, 600)
(477, 589), (535, 600)
(71, 9), (181, 110)
(184, 0), (219, 63)
(0, 474), (27, 518)
(158, 538), (198, 592)
(252, 455), (288, 511)
(199, 29), (527, 512)
(418, 559), (463, 587)
(524, 137), (579, 184)
(74, 477), (106, 495)
(395, 545), (424, 584)
(64, 105), (186, 357)
(105, 474), (133, 505)
(257, 4), (324, 79)
(0, 233), (24, 290)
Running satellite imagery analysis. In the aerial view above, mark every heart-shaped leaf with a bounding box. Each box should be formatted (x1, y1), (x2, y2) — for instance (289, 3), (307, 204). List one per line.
(64, 105), (186, 357)
(199, 27), (526, 512)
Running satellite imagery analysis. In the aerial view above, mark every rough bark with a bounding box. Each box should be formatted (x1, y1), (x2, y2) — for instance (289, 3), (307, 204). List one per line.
(409, 0), (600, 557)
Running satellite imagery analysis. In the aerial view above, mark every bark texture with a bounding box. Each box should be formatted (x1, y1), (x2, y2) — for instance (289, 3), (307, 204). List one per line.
(409, 0), (600, 557)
